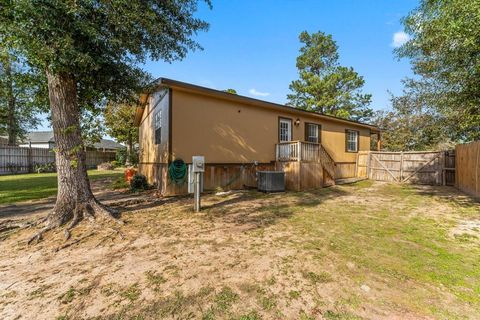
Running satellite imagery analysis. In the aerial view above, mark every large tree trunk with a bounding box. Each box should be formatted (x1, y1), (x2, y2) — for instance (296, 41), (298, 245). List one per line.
(29, 70), (118, 243)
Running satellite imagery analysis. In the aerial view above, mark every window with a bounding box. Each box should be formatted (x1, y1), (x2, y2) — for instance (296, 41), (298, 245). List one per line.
(345, 129), (359, 152)
(279, 118), (292, 142)
(305, 123), (320, 143)
(154, 109), (162, 145)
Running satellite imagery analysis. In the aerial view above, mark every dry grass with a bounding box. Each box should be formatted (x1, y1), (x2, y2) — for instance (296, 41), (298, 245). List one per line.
(0, 181), (479, 319)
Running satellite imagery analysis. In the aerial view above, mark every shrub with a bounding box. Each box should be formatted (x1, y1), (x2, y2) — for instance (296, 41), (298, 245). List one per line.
(115, 147), (139, 166)
(115, 147), (127, 165)
(110, 160), (122, 168)
(97, 162), (115, 170)
(7, 162), (22, 174)
(130, 174), (149, 191)
(34, 162), (56, 173)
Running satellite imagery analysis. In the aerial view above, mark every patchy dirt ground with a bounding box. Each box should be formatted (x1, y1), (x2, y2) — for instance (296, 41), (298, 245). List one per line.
(0, 176), (157, 222)
(0, 181), (479, 320)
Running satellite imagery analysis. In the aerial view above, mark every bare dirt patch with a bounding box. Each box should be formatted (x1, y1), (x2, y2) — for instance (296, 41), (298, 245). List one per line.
(0, 181), (479, 319)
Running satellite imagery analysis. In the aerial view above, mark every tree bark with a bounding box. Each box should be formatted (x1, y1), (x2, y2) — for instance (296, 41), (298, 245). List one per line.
(125, 133), (133, 166)
(29, 70), (118, 242)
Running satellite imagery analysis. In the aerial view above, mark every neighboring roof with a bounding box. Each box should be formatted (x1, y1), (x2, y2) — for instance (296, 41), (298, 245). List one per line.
(92, 139), (124, 150)
(20, 131), (123, 149)
(22, 131), (55, 143)
(135, 77), (380, 131)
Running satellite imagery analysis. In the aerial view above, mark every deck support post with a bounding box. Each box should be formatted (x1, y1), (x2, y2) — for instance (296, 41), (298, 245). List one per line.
(297, 141), (302, 162)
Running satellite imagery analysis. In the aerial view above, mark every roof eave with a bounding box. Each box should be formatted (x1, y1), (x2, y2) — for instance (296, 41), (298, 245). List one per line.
(157, 78), (380, 131)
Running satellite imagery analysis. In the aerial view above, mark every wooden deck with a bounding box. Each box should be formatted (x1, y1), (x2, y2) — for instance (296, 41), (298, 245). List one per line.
(275, 141), (336, 191)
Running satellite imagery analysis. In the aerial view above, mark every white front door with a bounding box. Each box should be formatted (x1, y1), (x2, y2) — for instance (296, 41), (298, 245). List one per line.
(279, 118), (292, 142)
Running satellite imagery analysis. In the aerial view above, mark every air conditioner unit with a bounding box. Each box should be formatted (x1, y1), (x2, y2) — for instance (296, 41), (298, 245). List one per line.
(257, 171), (285, 192)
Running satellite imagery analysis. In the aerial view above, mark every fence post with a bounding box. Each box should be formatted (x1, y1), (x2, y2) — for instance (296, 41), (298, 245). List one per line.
(399, 152), (404, 182)
(441, 151), (446, 186)
(27, 147), (33, 173)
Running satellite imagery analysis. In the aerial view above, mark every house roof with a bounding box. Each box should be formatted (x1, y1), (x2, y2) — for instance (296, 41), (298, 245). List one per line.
(134, 77), (380, 132)
(92, 139), (124, 150)
(23, 131), (55, 143)
(21, 131), (123, 149)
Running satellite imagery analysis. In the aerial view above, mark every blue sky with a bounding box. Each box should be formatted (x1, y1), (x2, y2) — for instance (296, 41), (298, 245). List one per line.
(38, 0), (418, 131)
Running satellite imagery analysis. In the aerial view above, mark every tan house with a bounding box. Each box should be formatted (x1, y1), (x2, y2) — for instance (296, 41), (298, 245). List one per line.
(134, 78), (381, 195)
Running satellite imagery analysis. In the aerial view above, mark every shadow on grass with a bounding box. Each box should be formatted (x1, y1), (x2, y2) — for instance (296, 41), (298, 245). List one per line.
(411, 185), (480, 208)
(199, 186), (350, 230)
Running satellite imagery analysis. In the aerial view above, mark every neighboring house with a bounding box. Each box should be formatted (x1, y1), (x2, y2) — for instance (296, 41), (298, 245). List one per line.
(19, 131), (56, 149)
(91, 139), (125, 152)
(19, 131), (123, 152)
(134, 78), (381, 195)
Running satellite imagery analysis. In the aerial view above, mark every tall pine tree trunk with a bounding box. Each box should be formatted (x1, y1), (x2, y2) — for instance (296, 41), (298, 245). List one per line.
(30, 70), (118, 242)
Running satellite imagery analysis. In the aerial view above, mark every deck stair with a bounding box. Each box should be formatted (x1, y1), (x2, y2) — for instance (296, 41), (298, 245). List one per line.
(318, 144), (336, 180)
(275, 141), (336, 185)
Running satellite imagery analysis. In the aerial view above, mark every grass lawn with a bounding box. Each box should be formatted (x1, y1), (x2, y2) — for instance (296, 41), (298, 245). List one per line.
(0, 181), (479, 319)
(0, 169), (124, 205)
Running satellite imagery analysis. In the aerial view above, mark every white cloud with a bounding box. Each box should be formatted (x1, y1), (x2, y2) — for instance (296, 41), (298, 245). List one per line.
(248, 88), (270, 97)
(391, 31), (410, 48)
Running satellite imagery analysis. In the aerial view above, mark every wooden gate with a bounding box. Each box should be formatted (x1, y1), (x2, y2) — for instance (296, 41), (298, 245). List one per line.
(357, 151), (455, 185)
(455, 141), (480, 197)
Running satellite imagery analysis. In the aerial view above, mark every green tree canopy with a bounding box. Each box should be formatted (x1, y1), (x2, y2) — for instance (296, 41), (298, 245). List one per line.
(287, 31), (373, 122)
(0, 0), (210, 239)
(396, 0), (480, 141)
(223, 89), (237, 94)
(373, 81), (452, 151)
(0, 50), (48, 145)
(104, 103), (138, 165)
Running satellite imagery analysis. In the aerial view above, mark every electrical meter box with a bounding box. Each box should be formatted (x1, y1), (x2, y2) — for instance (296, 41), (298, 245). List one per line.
(188, 164), (204, 193)
(192, 156), (205, 173)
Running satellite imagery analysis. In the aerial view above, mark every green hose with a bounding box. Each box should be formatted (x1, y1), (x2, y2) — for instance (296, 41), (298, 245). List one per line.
(168, 159), (187, 185)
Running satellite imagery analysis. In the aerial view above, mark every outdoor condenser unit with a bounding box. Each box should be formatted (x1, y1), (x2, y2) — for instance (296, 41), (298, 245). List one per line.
(257, 171), (285, 192)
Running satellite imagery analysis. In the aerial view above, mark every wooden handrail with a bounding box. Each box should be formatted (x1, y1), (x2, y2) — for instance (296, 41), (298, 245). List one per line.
(275, 141), (336, 180)
(319, 145), (336, 179)
(277, 140), (320, 145)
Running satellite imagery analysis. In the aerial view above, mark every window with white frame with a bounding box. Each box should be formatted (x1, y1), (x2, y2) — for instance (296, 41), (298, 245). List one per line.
(346, 130), (359, 152)
(306, 123), (320, 143)
(279, 118), (292, 142)
(154, 109), (162, 145)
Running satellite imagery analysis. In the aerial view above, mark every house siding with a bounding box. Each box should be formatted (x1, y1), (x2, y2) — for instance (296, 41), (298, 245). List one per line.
(170, 88), (371, 164)
(137, 84), (377, 191)
(138, 88), (170, 165)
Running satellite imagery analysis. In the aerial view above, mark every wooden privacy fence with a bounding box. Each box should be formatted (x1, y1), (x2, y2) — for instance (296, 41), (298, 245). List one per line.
(0, 146), (116, 175)
(456, 141), (480, 198)
(357, 150), (455, 186)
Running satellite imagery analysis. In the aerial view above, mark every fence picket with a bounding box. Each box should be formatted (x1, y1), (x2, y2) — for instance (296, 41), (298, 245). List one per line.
(0, 146), (116, 175)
